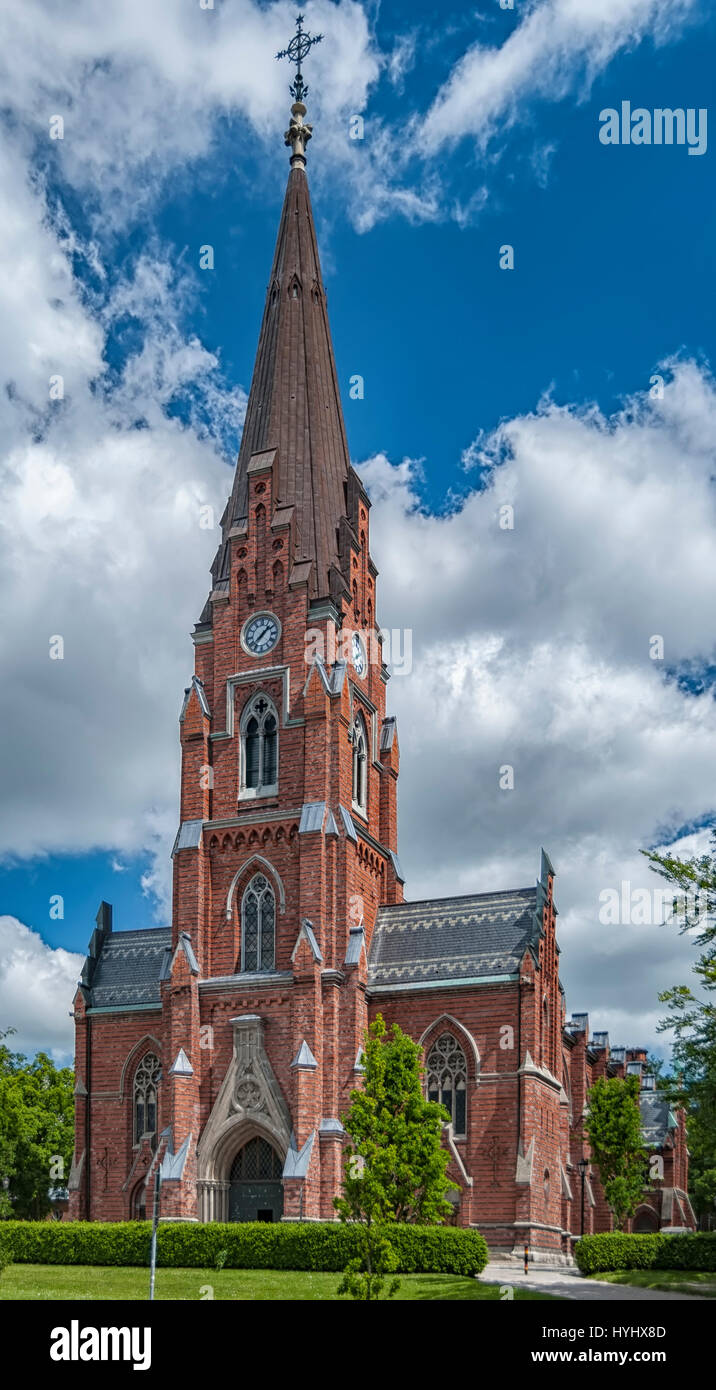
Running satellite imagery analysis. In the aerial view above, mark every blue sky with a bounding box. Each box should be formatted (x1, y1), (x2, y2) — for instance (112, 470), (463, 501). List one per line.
(1, 0), (715, 1060)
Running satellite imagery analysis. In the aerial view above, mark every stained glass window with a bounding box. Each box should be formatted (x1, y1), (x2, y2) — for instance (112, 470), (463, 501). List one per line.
(241, 874), (275, 973)
(426, 1034), (468, 1137)
(133, 1053), (161, 1146)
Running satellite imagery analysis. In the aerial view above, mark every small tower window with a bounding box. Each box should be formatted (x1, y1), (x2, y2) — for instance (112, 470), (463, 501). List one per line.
(240, 695), (279, 799)
(241, 874), (276, 973)
(352, 713), (367, 814)
(426, 1034), (468, 1137)
(134, 1053), (161, 1147)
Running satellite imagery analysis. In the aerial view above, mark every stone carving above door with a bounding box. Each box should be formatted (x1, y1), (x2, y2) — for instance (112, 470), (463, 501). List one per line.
(196, 1014), (292, 1185)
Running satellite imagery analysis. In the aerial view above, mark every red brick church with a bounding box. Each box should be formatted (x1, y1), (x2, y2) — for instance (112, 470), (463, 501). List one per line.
(69, 82), (693, 1258)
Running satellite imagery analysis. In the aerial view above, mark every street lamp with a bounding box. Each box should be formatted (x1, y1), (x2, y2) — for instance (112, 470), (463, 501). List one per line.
(578, 1156), (589, 1236)
(148, 1068), (163, 1302)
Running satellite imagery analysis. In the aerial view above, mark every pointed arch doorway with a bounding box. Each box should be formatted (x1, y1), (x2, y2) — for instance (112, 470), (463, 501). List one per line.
(228, 1136), (284, 1223)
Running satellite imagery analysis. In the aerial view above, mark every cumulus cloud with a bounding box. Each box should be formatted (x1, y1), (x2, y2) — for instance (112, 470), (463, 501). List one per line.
(0, 917), (82, 1064)
(360, 360), (716, 1050)
(0, 135), (241, 913)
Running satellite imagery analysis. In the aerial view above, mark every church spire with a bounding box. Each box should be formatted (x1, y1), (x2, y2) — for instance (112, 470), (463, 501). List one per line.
(206, 18), (355, 611)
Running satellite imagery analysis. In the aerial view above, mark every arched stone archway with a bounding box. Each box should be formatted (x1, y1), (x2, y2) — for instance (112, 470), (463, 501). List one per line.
(196, 1015), (293, 1222)
(197, 1116), (289, 1222)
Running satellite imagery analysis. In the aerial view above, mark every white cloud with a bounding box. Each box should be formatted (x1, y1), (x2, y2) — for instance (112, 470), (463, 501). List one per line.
(387, 31), (418, 90)
(0, 0), (381, 227)
(425, 0), (698, 150)
(360, 360), (716, 1051)
(0, 917), (82, 1064)
(0, 0), (701, 245)
(0, 141), (242, 917)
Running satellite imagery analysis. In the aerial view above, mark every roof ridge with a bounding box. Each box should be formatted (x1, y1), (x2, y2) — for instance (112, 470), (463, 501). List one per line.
(103, 926), (171, 939)
(378, 887), (536, 911)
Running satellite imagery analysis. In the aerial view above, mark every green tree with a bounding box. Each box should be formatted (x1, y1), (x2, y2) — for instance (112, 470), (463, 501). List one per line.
(334, 1015), (456, 1299)
(584, 1074), (648, 1229)
(643, 833), (716, 1225)
(0, 1030), (74, 1220)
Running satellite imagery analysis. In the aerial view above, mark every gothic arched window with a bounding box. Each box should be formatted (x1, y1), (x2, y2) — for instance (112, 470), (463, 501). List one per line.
(240, 694), (278, 799)
(426, 1034), (468, 1137)
(134, 1053), (160, 1147)
(241, 873), (276, 973)
(352, 713), (367, 814)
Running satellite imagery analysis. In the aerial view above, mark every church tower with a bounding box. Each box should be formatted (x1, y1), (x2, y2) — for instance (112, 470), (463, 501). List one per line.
(160, 67), (403, 1221)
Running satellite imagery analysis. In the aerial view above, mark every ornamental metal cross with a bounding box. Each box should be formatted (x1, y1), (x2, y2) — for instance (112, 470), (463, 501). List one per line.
(276, 13), (323, 104)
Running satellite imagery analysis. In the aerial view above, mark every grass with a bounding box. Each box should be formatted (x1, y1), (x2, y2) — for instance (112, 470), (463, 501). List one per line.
(0, 1264), (561, 1301)
(589, 1269), (716, 1298)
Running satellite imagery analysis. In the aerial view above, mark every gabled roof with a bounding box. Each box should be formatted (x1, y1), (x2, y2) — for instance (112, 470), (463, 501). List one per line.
(368, 888), (539, 990)
(87, 928), (171, 1009)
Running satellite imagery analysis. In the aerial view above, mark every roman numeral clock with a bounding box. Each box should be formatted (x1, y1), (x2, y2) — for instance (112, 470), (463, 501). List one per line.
(241, 612), (281, 657)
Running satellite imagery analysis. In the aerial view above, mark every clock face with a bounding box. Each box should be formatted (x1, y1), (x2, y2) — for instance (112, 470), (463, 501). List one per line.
(243, 612), (280, 656)
(351, 632), (366, 676)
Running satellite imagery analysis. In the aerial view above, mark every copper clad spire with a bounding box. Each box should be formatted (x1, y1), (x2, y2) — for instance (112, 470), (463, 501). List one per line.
(206, 21), (354, 611)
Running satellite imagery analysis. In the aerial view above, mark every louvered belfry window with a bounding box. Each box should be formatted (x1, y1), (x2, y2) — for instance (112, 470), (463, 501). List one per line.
(426, 1034), (468, 1137)
(241, 695), (278, 796)
(352, 714), (367, 812)
(241, 874), (276, 973)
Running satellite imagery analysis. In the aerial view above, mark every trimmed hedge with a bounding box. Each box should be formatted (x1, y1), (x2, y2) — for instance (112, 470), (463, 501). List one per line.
(1, 1221), (489, 1275)
(575, 1234), (660, 1274)
(0, 1225), (12, 1275)
(575, 1231), (716, 1275)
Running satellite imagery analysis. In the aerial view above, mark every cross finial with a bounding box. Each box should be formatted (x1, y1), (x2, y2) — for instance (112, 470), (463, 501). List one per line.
(277, 15), (322, 167)
(276, 13), (323, 105)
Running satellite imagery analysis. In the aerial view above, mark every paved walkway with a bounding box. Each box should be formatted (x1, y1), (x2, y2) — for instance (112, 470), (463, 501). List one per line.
(480, 1262), (705, 1301)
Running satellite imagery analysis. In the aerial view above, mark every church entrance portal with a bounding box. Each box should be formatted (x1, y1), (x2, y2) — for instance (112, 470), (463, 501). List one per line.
(228, 1136), (284, 1223)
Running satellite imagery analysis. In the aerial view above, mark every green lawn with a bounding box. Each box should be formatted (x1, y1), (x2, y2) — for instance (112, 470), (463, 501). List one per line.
(0, 1264), (561, 1301)
(589, 1269), (716, 1298)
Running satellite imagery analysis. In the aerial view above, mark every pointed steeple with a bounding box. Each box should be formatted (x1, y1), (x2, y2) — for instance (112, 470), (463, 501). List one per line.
(209, 68), (353, 608)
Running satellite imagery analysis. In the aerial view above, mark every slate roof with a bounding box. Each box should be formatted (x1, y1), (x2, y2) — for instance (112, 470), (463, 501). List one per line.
(88, 928), (171, 1009)
(368, 887), (540, 989)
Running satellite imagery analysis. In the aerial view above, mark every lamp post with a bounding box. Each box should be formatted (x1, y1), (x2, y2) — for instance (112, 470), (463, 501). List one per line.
(578, 1156), (588, 1236)
(148, 1068), (163, 1302)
